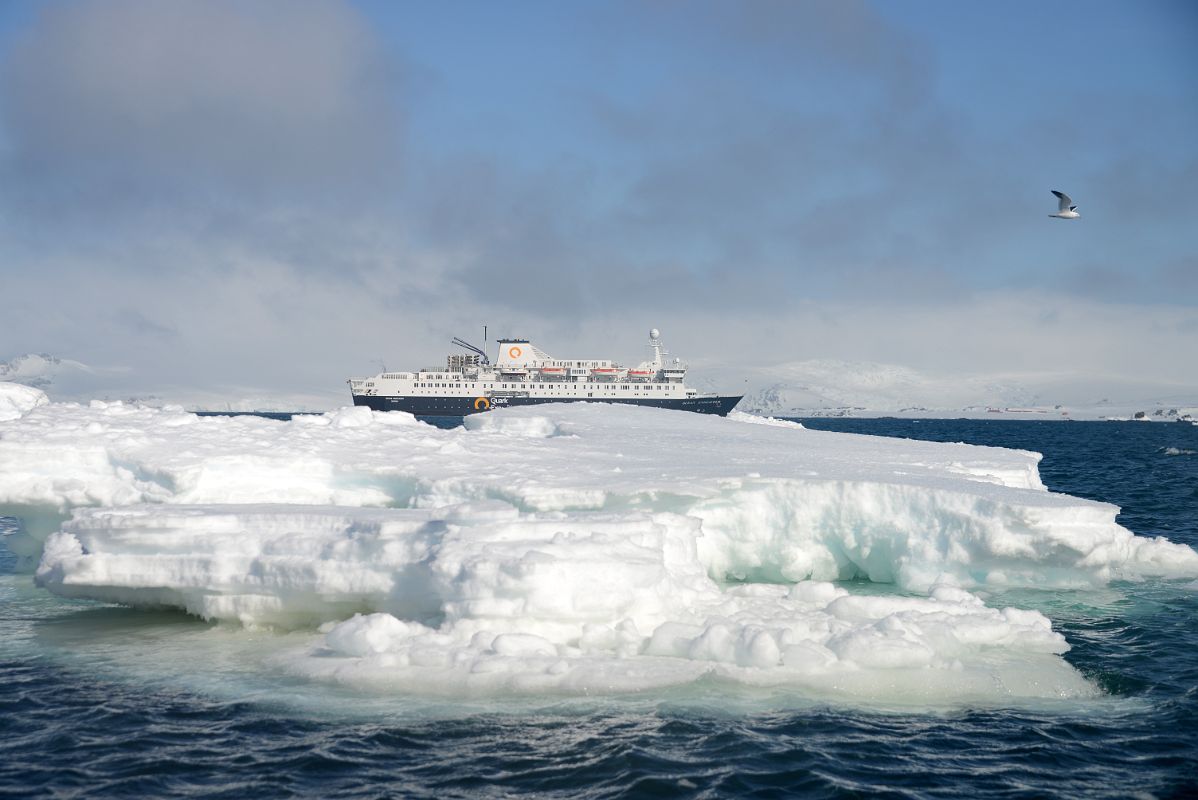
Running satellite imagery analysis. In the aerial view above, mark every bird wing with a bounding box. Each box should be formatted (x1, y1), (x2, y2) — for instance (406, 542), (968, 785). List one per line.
(1051, 190), (1073, 211)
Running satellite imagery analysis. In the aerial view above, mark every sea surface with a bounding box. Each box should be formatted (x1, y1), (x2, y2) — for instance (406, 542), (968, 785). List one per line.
(2, 418), (1197, 799)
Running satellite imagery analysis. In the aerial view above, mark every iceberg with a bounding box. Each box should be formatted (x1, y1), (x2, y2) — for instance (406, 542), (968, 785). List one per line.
(0, 382), (48, 422)
(3, 382), (1196, 704)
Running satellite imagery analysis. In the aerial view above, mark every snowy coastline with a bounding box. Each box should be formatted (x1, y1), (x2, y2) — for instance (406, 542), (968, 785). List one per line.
(7, 351), (1197, 423)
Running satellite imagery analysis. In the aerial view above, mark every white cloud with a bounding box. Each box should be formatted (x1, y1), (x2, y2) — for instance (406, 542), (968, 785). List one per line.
(1, 0), (402, 218)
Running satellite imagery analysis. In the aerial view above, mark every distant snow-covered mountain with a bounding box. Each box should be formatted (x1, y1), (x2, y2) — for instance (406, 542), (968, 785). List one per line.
(0, 354), (91, 390)
(736, 359), (1034, 416)
(0, 352), (336, 411)
(728, 359), (1197, 421)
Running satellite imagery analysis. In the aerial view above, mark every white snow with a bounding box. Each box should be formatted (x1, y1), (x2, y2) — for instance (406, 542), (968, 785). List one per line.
(0, 382), (48, 422)
(3, 381), (1197, 706)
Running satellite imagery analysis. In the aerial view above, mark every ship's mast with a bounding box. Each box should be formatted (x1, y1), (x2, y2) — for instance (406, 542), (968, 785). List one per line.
(648, 328), (665, 369)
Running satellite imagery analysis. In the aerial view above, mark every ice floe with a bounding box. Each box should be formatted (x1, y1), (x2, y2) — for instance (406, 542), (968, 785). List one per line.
(3, 382), (1197, 704)
(0, 382), (48, 422)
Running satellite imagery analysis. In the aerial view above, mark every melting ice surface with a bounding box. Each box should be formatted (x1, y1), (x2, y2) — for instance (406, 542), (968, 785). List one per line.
(2, 383), (1197, 709)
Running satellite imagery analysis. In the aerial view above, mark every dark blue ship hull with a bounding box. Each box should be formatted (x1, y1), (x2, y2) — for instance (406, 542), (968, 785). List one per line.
(352, 394), (742, 417)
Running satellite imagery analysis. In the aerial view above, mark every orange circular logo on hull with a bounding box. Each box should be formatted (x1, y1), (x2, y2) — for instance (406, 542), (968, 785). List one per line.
(474, 397), (490, 411)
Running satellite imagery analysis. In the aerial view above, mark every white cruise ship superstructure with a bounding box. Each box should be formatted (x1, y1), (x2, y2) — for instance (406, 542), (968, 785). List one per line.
(348, 328), (741, 416)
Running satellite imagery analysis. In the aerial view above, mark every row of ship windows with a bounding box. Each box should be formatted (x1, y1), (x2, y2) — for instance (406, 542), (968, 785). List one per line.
(415, 383), (675, 390)
(429, 362), (608, 372)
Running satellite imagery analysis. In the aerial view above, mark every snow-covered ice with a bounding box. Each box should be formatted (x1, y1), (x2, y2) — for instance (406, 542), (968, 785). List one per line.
(0, 382), (47, 422)
(3, 382), (1197, 705)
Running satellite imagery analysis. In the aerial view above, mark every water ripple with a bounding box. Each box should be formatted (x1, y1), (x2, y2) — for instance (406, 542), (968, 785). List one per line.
(3, 420), (1197, 798)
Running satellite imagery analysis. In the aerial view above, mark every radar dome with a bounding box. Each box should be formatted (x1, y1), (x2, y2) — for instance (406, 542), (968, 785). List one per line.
(649, 328), (660, 340)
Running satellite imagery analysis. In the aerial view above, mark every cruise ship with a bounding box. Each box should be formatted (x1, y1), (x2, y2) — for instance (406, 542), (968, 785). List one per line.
(348, 329), (742, 416)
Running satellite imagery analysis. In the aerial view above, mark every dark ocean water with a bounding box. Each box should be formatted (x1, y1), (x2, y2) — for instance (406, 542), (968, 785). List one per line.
(2, 418), (1197, 799)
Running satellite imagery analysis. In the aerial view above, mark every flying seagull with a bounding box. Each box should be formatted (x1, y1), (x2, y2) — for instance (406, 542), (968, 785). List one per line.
(1049, 190), (1080, 219)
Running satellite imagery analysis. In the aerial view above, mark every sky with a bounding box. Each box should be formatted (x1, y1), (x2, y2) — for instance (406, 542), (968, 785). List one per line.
(1, 0), (1195, 409)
